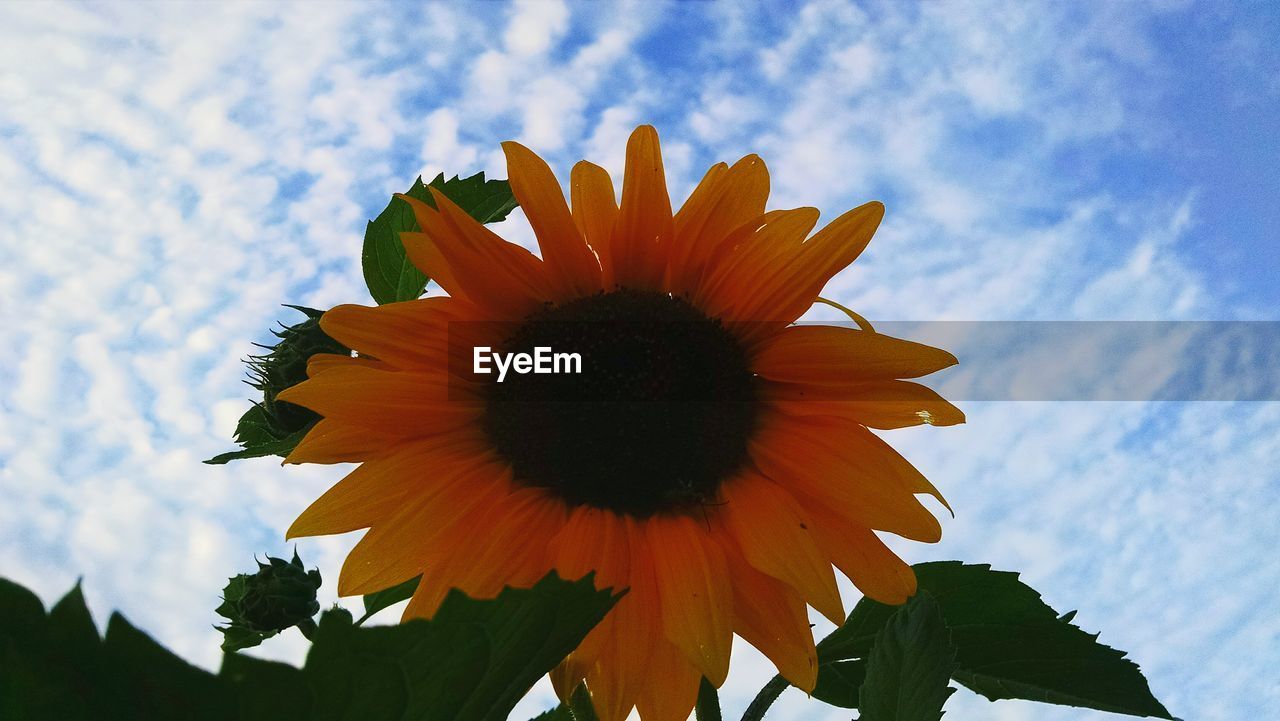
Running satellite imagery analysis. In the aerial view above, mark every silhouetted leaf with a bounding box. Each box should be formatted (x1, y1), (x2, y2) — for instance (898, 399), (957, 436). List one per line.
(857, 593), (955, 721)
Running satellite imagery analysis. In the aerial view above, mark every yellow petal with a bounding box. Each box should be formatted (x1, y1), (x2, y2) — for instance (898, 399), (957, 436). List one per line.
(753, 325), (958, 381)
(503, 140), (602, 299)
(720, 471), (845, 625)
(404, 486), (566, 618)
(765, 379), (965, 431)
(337, 462), (510, 596)
(318, 299), (463, 371)
(283, 418), (394, 465)
(632, 636), (703, 721)
(750, 413), (942, 542)
(646, 514), (733, 685)
(670, 155), (770, 294)
(275, 365), (479, 435)
(804, 504), (918, 605)
(570, 160), (618, 283)
(610, 125), (672, 290)
(286, 433), (488, 539)
(721, 539), (819, 692)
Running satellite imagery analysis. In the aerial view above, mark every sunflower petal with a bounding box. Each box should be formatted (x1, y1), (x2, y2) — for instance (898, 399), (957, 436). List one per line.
(286, 433), (488, 539)
(720, 471), (844, 625)
(764, 379), (966, 430)
(610, 125), (673, 290)
(275, 365), (479, 435)
(728, 201), (885, 344)
(503, 141), (602, 298)
(632, 636), (703, 721)
(699, 208), (818, 320)
(404, 487), (567, 618)
(721, 540), (819, 691)
(570, 160), (618, 283)
(753, 325), (958, 381)
(670, 155), (770, 294)
(585, 518), (657, 721)
(647, 514), (733, 685)
(283, 418), (393, 465)
(398, 191), (551, 318)
(804, 504), (918, 605)
(318, 299), (468, 371)
(750, 413), (943, 542)
(338, 462), (511, 596)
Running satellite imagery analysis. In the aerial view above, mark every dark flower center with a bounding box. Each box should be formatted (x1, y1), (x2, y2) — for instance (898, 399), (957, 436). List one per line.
(481, 289), (758, 517)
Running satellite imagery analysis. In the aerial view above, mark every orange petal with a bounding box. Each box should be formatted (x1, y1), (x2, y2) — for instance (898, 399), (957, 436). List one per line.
(753, 325), (958, 381)
(764, 379), (966, 430)
(337, 460), (512, 596)
(669, 155), (770, 294)
(286, 432), (489, 539)
(283, 418), (397, 465)
(403, 486), (567, 618)
(584, 518), (657, 721)
(699, 208), (818, 321)
(750, 413), (943, 542)
(304, 353), (359, 377)
(550, 507), (632, 667)
(319, 298), (470, 371)
(646, 514), (733, 686)
(665, 161), (727, 291)
(552, 506), (631, 593)
(400, 231), (467, 304)
(632, 636), (703, 721)
(729, 201), (885, 345)
(804, 504), (918, 605)
(570, 161), (618, 282)
(503, 141), (602, 299)
(721, 539), (819, 691)
(719, 472), (844, 625)
(399, 191), (551, 318)
(609, 125), (673, 290)
(275, 365), (479, 435)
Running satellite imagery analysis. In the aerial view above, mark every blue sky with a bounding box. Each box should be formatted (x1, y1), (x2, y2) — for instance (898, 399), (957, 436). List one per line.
(1, 1), (1277, 720)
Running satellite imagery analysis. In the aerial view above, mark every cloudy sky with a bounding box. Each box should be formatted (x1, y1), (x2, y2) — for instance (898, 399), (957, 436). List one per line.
(1, 1), (1277, 719)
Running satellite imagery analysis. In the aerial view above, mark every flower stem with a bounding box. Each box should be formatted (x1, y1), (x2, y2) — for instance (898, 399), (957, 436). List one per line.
(696, 677), (722, 721)
(296, 617), (317, 640)
(740, 674), (789, 721)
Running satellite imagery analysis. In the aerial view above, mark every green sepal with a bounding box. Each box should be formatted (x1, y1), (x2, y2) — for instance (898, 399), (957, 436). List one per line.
(205, 305), (347, 465)
(215, 550), (322, 652)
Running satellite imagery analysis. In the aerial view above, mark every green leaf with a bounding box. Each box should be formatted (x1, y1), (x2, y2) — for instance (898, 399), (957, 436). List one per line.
(0, 579), (99, 720)
(857, 593), (956, 721)
(104, 612), (233, 721)
(819, 562), (1174, 719)
(527, 682), (595, 721)
(360, 575), (421, 624)
(810, 659), (866, 709)
(362, 172), (518, 305)
(2, 571), (616, 721)
(218, 653), (310, 721)
(530, 707), (574, 721)
(567, 682), (599, 721)
(301, 571), (619, 721)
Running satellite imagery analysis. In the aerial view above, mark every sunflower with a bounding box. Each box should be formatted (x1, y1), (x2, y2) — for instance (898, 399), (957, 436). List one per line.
(278, 125), (961, 720)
